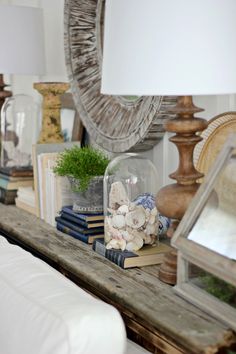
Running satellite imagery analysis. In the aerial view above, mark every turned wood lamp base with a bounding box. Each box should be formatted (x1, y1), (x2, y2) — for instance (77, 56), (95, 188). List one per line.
(156, 95), (207, 285)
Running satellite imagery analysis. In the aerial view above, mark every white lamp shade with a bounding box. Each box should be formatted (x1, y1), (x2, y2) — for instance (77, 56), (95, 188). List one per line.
(101, 0), (236, 96)
(0, 5), (46, 76)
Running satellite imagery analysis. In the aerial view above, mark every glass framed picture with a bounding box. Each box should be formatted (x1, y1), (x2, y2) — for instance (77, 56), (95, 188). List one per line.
(172, 133), (236, 330)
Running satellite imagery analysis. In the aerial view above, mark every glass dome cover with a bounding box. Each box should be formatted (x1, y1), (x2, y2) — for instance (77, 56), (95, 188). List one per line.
(103, 153), (160, 251)
(0, 94), (39, 172)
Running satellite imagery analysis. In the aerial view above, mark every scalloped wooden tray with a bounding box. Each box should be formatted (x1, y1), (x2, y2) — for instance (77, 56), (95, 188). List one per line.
(194, 111), (236, 181)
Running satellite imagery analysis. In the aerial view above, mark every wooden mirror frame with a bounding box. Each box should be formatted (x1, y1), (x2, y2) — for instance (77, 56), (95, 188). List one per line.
(64, 0), (177, 152)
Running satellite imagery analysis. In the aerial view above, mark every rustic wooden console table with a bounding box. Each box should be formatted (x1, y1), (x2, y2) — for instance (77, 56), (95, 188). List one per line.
(0, 204), (235, 354)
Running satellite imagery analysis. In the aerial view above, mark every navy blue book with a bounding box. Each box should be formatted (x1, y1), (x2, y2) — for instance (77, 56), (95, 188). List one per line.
(60, 211), (104, 229)
(55, 216), (104, 235)
(57, 222), (104, 244)
(92, 238), (172, 269)
(62, 206), (104, 222)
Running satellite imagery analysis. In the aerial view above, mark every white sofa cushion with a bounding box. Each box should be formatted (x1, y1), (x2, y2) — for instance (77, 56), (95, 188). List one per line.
(0, 236), (126, 354)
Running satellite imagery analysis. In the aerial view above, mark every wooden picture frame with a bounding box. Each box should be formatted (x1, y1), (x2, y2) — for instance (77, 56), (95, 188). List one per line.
(172, 133), (236, 330)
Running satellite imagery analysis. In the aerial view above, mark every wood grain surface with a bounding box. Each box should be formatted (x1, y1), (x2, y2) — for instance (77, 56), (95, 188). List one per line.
(0, 204), (235, 354)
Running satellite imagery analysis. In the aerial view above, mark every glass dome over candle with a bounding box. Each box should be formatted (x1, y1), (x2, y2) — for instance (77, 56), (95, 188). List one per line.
(103, 153), (160, 251)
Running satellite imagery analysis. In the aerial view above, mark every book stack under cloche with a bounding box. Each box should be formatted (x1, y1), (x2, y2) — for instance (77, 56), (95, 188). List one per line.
(56, 205), (104, 244)
(0, 168), (33, 205)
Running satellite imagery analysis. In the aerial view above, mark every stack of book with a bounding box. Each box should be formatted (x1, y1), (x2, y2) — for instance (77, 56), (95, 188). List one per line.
(0, 169), (34, 205)
(15, 186), (36, 215)
(56, 205), (104, 244)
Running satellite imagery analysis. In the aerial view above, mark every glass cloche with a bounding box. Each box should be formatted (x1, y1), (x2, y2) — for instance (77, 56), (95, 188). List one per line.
(103, 153), (160, 251)
(0, 94), (40, 172)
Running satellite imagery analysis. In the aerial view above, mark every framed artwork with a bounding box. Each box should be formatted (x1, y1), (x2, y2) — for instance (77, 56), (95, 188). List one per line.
(172, 133), (236, 330)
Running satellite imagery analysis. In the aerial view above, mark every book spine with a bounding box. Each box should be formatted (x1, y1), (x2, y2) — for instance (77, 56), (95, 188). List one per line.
(0, 188), (17, 204)
(0, 178), (33, 190)
(60, 212), (89, 228)
(93, 240), (125, 268)
(55, 216), (103, 235)
(0, 178), (9, 189)
(92, 239), (107, 257)
(56, 222), (89, 243)
(0, 197), (16, 205)
(106, 249), (125, 268)
(62, 206), (103, 222)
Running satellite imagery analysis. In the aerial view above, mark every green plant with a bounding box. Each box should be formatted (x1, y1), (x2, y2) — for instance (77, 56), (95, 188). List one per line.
(201, 274), (236, 306)
(54, 146), (110, 192)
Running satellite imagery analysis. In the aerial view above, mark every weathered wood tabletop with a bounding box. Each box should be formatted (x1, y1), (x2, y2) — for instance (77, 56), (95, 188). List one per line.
(0, 204), (235, 354)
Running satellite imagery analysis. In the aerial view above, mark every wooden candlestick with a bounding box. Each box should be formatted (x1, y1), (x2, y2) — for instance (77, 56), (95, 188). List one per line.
(34, 82), (69, 144)
(156, 95), (207, 284)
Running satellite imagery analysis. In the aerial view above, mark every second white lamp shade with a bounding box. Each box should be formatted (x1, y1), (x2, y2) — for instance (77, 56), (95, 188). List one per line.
(101, 0), (236, 96)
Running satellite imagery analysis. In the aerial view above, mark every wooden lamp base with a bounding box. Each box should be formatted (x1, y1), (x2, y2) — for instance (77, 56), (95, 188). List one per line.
(156, 95), (207, 284)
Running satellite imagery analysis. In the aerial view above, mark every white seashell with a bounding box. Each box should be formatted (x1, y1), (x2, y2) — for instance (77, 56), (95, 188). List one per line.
(150, 234), (157, 245)
(150, 207), (158, 216)
(145, 222), (157, 236)
(107, 208), (116, 216)
(126, 235), (143, 251)
(111, 214), (126, 229)
(104, 217), (112, 241)
(126, 226), (134, 235)
(105, 216), (112, 227)
(107, 229), (123, 240)
(105, 218), (123, 240)
(130, 229), (146, 240)
(128, 202), (136, 211)
(148, 214), (156, 225)
(143, 234), (152, 244)
(125, 206), (146, 229)
(109, 181), (129, 209)
(117, 204), (129, 215)
(106, 238), (126, 251)
(145, 208), (151, 219)
(120, 230), (134, 242)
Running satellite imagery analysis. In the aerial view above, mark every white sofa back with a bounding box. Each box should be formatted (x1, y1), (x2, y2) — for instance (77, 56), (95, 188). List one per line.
(0, 236), (127, 354)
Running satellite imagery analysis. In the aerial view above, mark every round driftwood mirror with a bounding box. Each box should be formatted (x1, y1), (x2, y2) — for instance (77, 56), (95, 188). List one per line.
(64, 0), (177, 152)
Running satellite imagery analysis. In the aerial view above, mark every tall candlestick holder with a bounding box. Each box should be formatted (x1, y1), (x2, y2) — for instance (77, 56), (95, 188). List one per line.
(34, 82), (69, 143)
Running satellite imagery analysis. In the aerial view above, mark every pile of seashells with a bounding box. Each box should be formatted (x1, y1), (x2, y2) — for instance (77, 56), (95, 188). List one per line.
(105, 181), (159, 251)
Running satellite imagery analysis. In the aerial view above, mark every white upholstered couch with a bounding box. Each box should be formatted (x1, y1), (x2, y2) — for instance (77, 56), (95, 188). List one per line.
(0, 236), (150, 354)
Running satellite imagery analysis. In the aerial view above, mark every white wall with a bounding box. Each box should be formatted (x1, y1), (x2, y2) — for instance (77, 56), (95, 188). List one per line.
(2, 0), (236, 187)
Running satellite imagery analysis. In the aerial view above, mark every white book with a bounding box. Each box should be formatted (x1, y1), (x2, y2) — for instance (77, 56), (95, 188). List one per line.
(17, 186), (35, 206)
(44, 167), (52, 224)
(37, 154), (44, 219)
(50, 170), (56, 226)
(32, 142), (81, 217)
